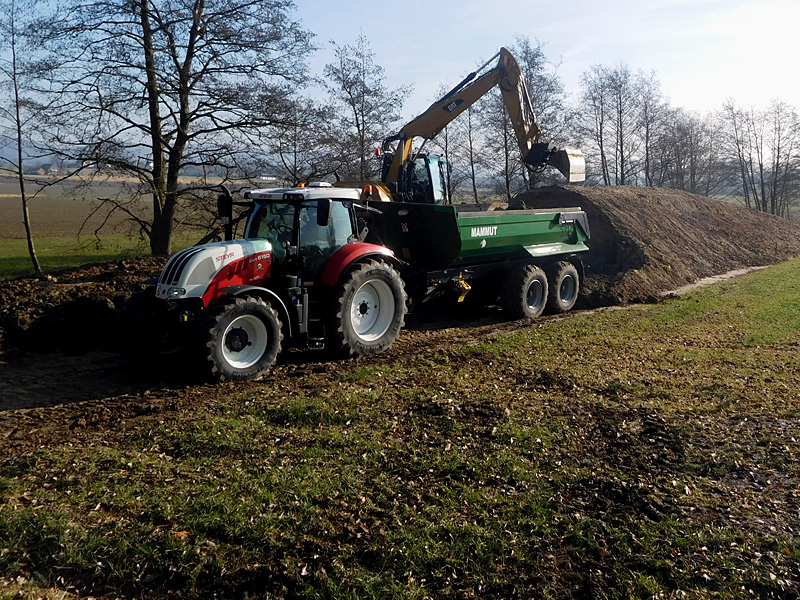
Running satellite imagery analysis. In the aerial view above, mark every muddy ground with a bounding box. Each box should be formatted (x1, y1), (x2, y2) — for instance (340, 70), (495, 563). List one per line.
(2, 185), (800, 448)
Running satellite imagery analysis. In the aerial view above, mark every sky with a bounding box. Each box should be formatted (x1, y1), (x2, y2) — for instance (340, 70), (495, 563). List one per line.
(297, 0), (799, 121)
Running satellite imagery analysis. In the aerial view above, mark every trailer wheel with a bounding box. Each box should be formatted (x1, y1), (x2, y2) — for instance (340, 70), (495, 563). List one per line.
(116, 287), (187, 365)
(500, 265), (548, 319)
(204, 296), (282, 382)
(546, 261), (580, 314)
(328, 260), (406, 357)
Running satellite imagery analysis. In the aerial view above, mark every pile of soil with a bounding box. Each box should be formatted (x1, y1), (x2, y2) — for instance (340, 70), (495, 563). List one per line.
(3, 186), (800, 357)
(0, 257), (166, 356)
(515, 185), (800, 305)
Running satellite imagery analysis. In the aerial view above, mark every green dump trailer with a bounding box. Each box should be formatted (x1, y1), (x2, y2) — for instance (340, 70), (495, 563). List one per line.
(364, 200), (590, 318)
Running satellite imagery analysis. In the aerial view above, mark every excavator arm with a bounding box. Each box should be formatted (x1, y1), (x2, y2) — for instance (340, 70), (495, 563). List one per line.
(383, 48), (585, 188)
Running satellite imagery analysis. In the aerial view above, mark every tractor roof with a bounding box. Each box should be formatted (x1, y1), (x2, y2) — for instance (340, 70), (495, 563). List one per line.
(245, 183), (361, 202)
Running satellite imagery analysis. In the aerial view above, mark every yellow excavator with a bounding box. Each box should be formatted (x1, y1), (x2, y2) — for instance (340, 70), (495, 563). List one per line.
(355, 47), (585, 204)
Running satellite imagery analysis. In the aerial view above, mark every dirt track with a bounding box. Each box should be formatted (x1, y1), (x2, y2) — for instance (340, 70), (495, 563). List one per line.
(3, 186), (800, 456)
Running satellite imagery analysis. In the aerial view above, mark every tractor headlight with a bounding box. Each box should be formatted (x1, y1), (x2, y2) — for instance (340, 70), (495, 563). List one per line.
(167, 287), (186, 299)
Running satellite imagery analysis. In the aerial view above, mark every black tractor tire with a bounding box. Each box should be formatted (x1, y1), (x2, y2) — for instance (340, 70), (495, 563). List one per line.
(116, 287), (188, 366)
(203, 296), (282, 382)
(327, 260), (407, 357)
(500, 264), (549, 319)
(546, 261), (580, 314)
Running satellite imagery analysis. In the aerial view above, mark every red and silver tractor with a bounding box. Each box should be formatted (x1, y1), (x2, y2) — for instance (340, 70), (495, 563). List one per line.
(117, 183), (406, 381)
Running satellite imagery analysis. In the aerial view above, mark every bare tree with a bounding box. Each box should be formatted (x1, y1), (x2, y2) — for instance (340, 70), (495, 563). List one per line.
(609, 65), (642, 185)
(765, 100), (799, 217)
(481, 89), (525, 200)
(323, 35), (408, 181)
(451, 104), (484, 204)
(510, 36), (573, 188)
(36, 0), (313, 256)
(511, 36), (570, 142)
(637, 71), (666, 187)
(471, 39), (571, 198)
(657, 108), (730, 197)
(0, 0), (41, 273)
(579, 63), (644, 185)
(578, 64), (612, 185)
(260, 96), (336, 185)
(720, 100), (799, 216)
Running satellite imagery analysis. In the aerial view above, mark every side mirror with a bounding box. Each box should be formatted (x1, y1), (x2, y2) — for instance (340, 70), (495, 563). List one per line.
(316, 199), (331, 227)
(217, 186), (234, 240)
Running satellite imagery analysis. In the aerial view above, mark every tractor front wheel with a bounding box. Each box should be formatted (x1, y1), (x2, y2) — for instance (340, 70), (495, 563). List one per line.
(204, 296), (282, 381)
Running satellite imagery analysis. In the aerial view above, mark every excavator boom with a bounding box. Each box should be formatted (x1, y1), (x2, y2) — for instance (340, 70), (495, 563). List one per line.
(383, 48), (584, 193)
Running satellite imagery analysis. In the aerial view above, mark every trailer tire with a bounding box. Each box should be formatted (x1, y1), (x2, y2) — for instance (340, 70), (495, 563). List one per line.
(116, 287), (187, 366)
(204, 296), (282, 382)
(328, 260), (406, 357)
(546, 261), (580, 314)
(500, 265), (548, 319)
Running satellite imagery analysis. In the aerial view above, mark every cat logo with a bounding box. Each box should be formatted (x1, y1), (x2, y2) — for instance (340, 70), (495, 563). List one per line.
(444, 99), (464, 113)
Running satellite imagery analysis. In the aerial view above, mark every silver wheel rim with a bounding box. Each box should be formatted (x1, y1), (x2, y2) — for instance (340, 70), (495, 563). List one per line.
(222, 314), (268, 369)
(560, 275), (577, 304)
(526, 278), (545, 310)
(351, 280), (395, 341)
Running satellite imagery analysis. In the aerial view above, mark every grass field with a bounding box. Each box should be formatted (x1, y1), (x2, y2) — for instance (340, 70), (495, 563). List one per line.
(2, 259), (799, 598)
(1, 173), (152, 277)
(0, 173), (214, 278)
(0, 235), (150, 278)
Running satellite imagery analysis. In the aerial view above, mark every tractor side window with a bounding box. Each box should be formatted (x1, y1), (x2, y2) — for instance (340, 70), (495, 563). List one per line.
(298, 200), (353, 250)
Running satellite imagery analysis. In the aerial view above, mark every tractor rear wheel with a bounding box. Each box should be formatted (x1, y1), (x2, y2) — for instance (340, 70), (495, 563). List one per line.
(546, 261), (580, 314)
(204, 296), (282, 381)
(500, 265), (548, 319)
(327, 260), (406, 357)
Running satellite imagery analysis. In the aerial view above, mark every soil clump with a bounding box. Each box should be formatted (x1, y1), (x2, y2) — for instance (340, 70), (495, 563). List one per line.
(0, 257), (166, 357)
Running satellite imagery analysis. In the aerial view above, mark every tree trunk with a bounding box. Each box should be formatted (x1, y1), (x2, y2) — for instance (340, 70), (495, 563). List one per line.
(149, 190), (175, 256)
(18, 165), (41, 274)
(10, 12), (40, 274)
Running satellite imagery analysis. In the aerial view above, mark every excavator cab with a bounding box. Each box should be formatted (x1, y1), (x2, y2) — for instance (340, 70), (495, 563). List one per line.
(382, 152), (448, 205)
(406, 155), (448, 205)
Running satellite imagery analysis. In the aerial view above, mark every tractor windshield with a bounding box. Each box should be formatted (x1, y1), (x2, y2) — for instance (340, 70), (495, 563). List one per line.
(247, 201), (296, 269)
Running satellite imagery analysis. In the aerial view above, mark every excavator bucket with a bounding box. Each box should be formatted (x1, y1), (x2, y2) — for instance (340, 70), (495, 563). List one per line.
(547, 148), (586, 183)
(524, 143), (586, 183)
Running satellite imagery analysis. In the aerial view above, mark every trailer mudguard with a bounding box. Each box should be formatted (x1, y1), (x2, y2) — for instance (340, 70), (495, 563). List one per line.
(320, 243), (397, 287)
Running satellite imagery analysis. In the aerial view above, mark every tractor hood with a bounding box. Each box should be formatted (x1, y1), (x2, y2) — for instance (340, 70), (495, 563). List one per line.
(155, 239), (272, 301)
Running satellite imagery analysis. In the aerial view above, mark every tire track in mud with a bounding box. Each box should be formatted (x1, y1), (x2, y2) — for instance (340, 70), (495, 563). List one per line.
(0, 310), (531, 457)
(0, 266), (769, 459)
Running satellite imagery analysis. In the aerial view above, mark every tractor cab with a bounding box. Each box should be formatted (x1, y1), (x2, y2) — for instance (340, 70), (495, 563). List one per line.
(243, 184), (361, 285)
